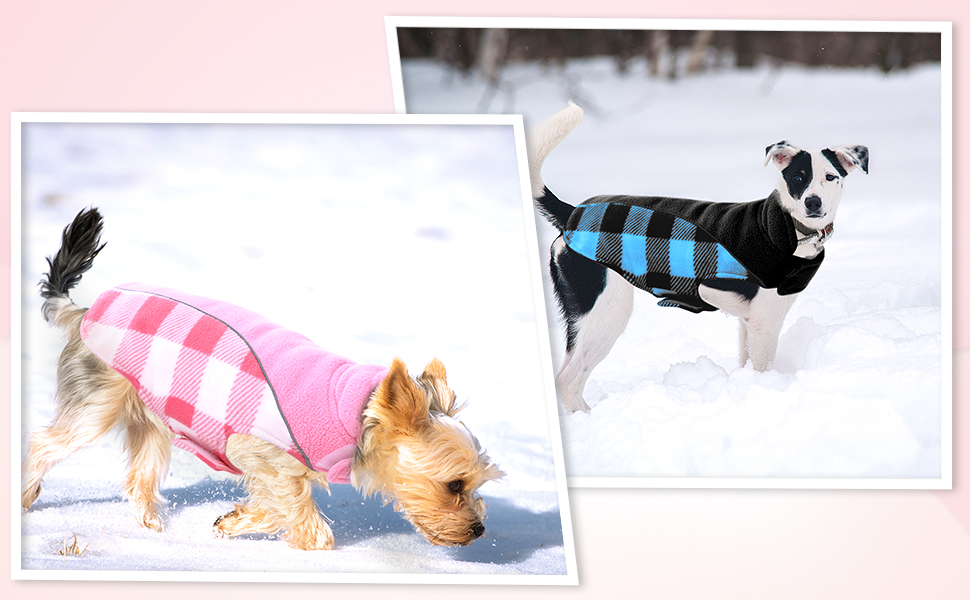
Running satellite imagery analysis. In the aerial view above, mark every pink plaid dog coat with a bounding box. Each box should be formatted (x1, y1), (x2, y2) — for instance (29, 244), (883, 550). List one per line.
(79, 283), (389, 484)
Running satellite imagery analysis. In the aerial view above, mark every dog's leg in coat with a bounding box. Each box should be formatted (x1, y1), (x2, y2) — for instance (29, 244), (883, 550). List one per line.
(216, 433), (335, 551)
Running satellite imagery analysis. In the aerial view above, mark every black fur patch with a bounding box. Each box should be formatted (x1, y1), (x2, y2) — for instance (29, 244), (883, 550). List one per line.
(850, 145), (870, 173)
(550, 239), (608, 352)
(41, 207), (106, 300)
(535, 187), (576, 232)
(821, 148), (848, 177)
(781, 151), (813, 200)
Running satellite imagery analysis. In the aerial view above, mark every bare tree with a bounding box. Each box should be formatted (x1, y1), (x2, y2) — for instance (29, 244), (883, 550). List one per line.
(396, 27), (941, 75)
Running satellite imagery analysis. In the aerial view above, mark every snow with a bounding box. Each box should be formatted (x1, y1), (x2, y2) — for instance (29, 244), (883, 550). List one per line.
(15, 118), (573, 582)
(400, 57), (947, 485)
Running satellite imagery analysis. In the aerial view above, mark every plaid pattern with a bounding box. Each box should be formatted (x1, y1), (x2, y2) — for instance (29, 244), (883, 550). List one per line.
(79, 285), (389, 484)
(80, 287), (299, 475)
(564, 200), (751, 312)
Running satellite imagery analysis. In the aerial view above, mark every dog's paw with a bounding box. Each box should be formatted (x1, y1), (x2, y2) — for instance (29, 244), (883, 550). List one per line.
(137, 510), (164, 532)
(285, 523), (335, 551)
(21, 484), (41, 512)
(212, 508), (243, 538)
(213, 505), (281, 538)
(212, 515), (229, 539)
(562, 399), (591, 413)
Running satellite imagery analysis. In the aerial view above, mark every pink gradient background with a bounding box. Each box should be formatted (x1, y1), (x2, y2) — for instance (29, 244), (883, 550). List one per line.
(2, 1), (967, 597)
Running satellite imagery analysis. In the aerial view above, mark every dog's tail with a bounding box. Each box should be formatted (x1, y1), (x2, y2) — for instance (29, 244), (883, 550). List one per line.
(39, 207), (106, 327)
(527, 102), (584, 231)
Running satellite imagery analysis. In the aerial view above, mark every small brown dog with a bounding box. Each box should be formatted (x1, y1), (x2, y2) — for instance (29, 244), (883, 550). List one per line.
(22, 208), (503, 551)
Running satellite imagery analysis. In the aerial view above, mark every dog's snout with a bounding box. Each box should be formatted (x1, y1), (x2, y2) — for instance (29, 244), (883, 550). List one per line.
(471, 522), (485, 538)
(804, 195), (822, 214)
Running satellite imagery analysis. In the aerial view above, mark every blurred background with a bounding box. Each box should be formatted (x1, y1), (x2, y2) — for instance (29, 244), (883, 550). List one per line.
(397, 28), (941, 115)
(399, 28), (941, 78)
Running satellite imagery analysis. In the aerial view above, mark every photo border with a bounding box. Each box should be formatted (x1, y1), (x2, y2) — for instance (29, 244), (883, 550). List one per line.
(385, 17), (954, 491)
(10, 111), (578, 585)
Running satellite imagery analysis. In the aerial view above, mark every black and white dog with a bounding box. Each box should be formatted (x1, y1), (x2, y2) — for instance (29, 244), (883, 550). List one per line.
(528, 103), (869, 413)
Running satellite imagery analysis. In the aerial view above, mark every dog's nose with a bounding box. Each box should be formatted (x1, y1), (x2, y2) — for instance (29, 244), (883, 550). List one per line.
(471, 522), (485, 538)
(804, 195), (822, 214)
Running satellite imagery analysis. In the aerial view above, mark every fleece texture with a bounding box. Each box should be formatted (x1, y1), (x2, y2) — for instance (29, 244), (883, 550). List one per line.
(563, 191), (825, 312)
(79, 283), (388, 484)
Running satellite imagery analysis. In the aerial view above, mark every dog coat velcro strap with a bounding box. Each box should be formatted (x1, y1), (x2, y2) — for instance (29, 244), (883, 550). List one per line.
(79, 284), (388, 484)
(563, 193), (825, 312)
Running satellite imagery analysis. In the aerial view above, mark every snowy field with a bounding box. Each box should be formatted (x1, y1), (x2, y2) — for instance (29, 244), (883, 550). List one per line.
(400, 56), (947, 484)
(15, 119), (573, 581)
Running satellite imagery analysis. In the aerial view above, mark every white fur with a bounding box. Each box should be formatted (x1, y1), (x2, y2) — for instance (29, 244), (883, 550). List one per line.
(527, 101), (583, 198)
(698, 285), (797, 370)
(556, 264), (634, 413)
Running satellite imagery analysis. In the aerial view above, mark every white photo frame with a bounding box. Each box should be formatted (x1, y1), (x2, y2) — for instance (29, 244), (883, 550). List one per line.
(386, 17), (952, 490)
(12, 112), (578, 584)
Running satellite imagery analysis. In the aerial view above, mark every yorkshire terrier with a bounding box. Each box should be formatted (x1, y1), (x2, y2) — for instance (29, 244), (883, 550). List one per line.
(22, 208), (503, 551)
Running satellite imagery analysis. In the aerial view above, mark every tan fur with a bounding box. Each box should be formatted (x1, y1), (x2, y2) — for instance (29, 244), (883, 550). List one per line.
(353, 358), (504, 546)
(23, 298), (503, 551)
(22, 300), (173, 531)
(216, 434), (335, 551)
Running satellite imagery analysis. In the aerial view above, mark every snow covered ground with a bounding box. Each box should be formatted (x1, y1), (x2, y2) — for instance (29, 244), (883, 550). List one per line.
(399, 56), (947, 485)
(15, 118), (573, 581)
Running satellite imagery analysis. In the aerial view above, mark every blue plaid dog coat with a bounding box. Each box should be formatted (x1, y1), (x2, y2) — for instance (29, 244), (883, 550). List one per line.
(563, 192), (825, 313)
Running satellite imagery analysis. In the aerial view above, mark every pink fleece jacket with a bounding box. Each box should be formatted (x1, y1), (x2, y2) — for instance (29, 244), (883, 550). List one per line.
(79, 283), (388, 484)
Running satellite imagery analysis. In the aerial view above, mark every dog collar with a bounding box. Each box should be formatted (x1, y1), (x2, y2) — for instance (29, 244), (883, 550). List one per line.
(795, 222), (834, 248)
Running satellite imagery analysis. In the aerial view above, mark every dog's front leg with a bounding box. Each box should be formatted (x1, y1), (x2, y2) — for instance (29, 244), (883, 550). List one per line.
(220, 434), (335, 551)
(743, 290), (798, 371)
(737, 319), (749, 367)
(698, 284), (755, 370)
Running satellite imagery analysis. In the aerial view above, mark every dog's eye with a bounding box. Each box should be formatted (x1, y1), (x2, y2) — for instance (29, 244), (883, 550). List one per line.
(448, 480), (464, 494)
(825, 173), (838, 182)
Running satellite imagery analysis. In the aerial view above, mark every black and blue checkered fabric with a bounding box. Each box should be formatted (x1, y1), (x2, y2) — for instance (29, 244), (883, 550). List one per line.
(563, 193), (826, 313)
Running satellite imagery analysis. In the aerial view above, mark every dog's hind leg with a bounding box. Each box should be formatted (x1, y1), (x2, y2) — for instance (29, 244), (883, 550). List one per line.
(556, 267), (634, 412)
(118, 388), (173, 531)
(217, 434), (334, 551)
(22, 323), (134, 512)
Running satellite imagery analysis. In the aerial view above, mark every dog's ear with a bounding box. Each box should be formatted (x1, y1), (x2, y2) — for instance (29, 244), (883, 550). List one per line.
(375, 357), (431, 432)
(419, 358), (448, 384)
(418, 358), (464, 416)
(765, 140), (801, 169)
(829, 144), (869, 175)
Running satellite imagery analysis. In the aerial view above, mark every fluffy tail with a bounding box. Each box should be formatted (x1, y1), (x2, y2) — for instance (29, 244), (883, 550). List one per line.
(527, 102), (584, 231)
(39, 208), (106, 325)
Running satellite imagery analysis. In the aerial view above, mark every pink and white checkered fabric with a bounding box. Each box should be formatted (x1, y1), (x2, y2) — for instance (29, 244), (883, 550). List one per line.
(79, 283), (388, 484)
